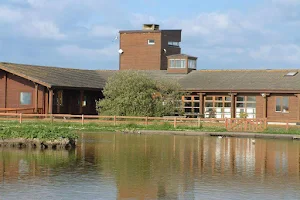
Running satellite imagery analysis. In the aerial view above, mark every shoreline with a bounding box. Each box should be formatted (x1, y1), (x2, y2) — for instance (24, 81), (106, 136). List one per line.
(136, 130), (300, 140)
(0, 138), (76, 149)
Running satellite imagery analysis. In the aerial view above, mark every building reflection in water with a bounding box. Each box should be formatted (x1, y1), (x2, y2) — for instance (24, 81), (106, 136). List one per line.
(1, 133), (300, 199)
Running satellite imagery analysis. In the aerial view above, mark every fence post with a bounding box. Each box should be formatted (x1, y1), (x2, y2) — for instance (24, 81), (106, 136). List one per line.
(51, 114), (53, 124)
(225, 118), (228, 130)
(145, 116), (148, 126)
(198, 117), (201, 128)
(264, 119), (267, 130)
(19, 113), (22, 124)
(82, 114), (84, 125)
(286, 120), (289, 131)
(174, 117), (177, 128)
(114, 116), (116, 126)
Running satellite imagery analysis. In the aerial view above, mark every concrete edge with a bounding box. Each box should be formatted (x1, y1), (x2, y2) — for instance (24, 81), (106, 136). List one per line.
(138, 130), (300, 140)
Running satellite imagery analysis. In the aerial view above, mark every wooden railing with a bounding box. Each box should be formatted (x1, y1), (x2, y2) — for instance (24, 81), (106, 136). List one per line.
(0, 113), (298, 132)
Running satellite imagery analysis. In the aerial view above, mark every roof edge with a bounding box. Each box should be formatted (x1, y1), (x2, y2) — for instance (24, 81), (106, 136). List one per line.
(0, 65), (52, 88)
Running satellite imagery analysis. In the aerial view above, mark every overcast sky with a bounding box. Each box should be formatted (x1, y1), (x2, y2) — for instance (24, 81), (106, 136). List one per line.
(1, 0), (300, 70)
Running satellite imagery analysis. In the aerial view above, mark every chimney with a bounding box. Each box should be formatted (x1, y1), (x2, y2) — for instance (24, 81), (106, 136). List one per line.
(143, 24), (159, 31)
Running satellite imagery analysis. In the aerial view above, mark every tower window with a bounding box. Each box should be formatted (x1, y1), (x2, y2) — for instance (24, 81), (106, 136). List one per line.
(148, 39), (155, 45)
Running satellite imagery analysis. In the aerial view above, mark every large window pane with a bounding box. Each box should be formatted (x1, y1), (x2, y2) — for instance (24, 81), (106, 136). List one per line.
(215, 102), (223, 107)
(282, 97), (289, 112)
(247, 96), (256, 101)
(205, 102), (213, 107)
(276, 97), (281, 112)
(224, 103), (231, 107)
(247, 103), (256, 108)
(237, 103), (244, 108)
(206, 97), (213, 101)
(237, 96), (245, 101)
(215, 97), (223, 101)
(20, 92), (32, 105)
(225, 96), (231, 101)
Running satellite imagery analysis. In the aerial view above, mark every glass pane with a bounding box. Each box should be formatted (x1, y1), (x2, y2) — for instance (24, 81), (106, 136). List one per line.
(185, 108), (192, 113)
(20, 92), (32, 105)
(224, 103), (231, 107)
(237, 103), (244, 108)
(184, 96), (192, 100)
(215, 102), (223, 107)
(185, 102), (192, 107)
(194, 96), (200, 101)
(206, 97), (213, 101)
(225, 96), (231, 101)
(246, 103), (256, 108)
(194, 102), (200, 107)
(205, 102), (213, 107)
(237, 96), (245, 101)
(181, 60), (186, 68)
(194, 108), (200, 113)
(247, 96), (256, 101)
(276, 97), (281, 112)
(282, 97), (289, 112)
(215, 97), (223, 101)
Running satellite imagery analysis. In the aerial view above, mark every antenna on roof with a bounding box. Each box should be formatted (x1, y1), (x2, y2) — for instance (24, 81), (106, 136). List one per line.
(112, 35), (118, 42)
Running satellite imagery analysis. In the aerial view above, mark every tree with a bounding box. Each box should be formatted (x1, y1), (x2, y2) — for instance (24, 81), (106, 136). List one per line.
(96, 70), (183, 117)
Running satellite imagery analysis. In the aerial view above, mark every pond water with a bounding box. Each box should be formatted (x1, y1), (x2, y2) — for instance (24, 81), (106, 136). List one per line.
(1, 133), (300, 200)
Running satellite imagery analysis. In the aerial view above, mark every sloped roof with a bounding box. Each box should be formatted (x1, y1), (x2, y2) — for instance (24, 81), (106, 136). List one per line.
(0, 62), (116, 89)
(2, 62), (300, 92)
(179, 70), (300, 92)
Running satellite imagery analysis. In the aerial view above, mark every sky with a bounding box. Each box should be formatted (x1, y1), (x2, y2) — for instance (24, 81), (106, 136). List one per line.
(1, 0), (300, 70)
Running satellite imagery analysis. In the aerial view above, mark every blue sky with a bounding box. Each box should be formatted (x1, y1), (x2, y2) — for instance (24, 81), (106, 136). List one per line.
(1, 0), (300, 70)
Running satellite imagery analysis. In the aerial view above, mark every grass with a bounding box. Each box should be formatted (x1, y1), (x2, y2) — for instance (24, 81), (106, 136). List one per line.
(0, 120), (227, 137)
(0, 123), (78, 140)
(264, 126), (300, 135)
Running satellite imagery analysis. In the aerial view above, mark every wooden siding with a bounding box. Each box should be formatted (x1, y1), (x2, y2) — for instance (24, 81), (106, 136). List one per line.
(267, 94), (298, 121)
(0, 70), (45, 113)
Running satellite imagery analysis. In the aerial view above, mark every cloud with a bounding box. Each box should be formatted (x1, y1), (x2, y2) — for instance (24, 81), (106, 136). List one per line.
(0, 6), (22, 23)
(57, 44), (118, 60)
(89, 25), (119, 38)
(249, 44), (300, 64)
(20, 20), (66, 40)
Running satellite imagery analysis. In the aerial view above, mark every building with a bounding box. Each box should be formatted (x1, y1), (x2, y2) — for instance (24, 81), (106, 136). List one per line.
(0, 24), (300, 121)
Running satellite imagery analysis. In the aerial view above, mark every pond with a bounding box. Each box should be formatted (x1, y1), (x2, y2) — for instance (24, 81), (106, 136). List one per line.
(0, 133), (300, 200)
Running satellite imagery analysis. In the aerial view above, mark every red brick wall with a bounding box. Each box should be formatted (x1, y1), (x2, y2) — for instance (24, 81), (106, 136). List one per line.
(120, 32), (162, 70)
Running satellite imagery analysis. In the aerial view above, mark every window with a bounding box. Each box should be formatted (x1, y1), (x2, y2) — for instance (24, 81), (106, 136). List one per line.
(236, 96), (256, 118)
(204, 96), (231, 118)
(148, 39), (155, 45)
(82, 96), (87, 107)
(182, 95), (201, 117)
(188, 59), (197, 69)
(169, 59), (186, 68)
(276, 97), (289, 113)
(57, 90), (63, 106)
(20, 92), (32, 105)
(168, 41), (180, 47)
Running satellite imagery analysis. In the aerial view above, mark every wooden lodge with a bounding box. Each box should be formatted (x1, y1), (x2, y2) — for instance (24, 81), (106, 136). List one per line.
(1, 24), (300, 121)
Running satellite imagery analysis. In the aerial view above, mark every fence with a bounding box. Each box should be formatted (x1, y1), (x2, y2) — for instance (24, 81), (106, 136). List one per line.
(0, 113), (299, 132)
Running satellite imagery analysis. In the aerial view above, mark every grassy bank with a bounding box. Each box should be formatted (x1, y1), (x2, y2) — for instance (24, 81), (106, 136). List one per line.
(0, 120), (226, 135)
(0, 123), (78, 140)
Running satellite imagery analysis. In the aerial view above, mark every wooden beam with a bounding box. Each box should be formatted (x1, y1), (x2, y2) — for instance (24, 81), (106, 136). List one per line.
(79, 90), (84, 114)
(199, 93), (204, 117)
(296, 94), (300, 121)
(230, 93), (236, 118)
(34, 84), (38, 113)
(261, 93), (269, 119)
(48, 89), (53, 114)
(57, 90), (61, 114)
(4, 72), (7, 109)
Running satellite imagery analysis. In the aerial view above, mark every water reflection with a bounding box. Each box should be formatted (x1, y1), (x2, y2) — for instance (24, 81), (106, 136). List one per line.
(1, 133), (300, 200)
